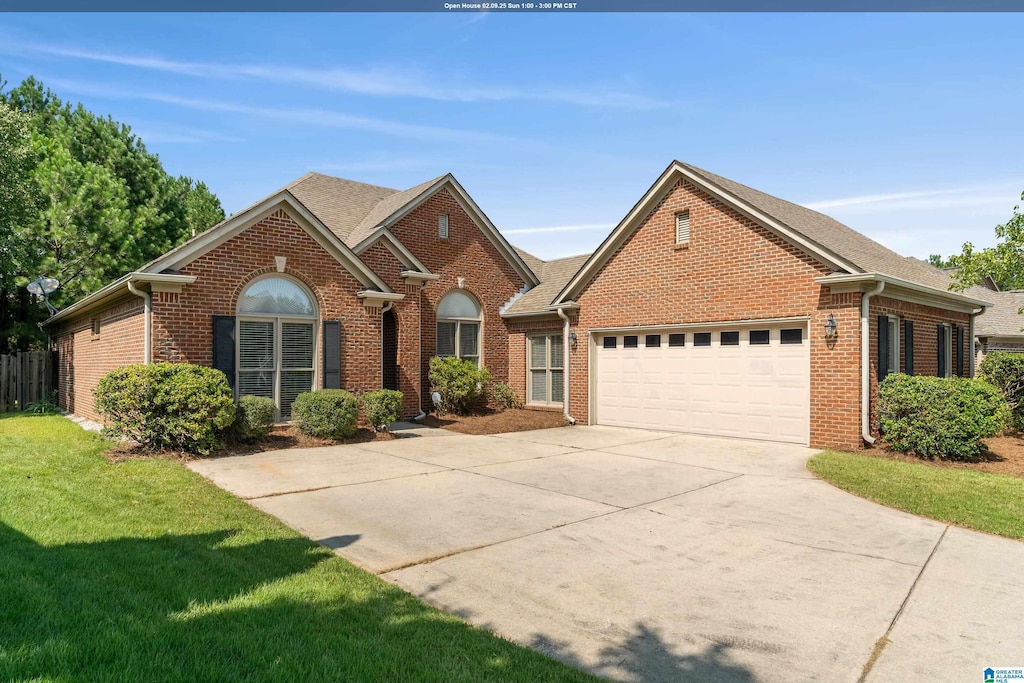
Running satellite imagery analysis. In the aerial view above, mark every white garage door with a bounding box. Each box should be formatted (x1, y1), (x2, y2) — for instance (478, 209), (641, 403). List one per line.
(594, 323), (810, 445)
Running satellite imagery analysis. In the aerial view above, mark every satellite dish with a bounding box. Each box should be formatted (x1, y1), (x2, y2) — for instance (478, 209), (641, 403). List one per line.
(27, 276), (61, 316)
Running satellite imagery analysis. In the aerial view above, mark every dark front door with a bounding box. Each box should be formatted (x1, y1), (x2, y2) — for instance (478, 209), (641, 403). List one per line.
(382, 309), (399, 391)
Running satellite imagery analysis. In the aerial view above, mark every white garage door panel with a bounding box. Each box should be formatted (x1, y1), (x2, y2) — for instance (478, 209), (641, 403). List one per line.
(595, 325), (810, 445)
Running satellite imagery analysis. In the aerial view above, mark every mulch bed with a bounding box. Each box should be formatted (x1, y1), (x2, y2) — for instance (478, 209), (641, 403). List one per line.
(419, 407), (568, 435)
(865, 433), (1024, 478)
(105, 425), (394, 462)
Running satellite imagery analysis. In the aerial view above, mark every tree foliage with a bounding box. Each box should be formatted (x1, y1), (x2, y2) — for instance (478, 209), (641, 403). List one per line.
(926, 253), (953, 269)
(949, 191), (1024, 291)
(0, 76), (226, 352)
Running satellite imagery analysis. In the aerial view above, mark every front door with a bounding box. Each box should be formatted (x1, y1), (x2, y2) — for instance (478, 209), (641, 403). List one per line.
(382, 309), (399, 391)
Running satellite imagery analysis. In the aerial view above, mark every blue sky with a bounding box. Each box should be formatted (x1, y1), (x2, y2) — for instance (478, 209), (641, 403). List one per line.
(1, 12), (1022, 262)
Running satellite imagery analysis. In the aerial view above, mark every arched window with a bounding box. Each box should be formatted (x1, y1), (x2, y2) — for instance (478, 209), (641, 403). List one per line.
(436, 290), (481, 365)
(237, 277), (318, 421)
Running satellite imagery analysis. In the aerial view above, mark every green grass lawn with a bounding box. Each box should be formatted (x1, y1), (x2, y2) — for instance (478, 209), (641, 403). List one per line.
(808, 450), (1024, 540)
(0, 413), (596, 682)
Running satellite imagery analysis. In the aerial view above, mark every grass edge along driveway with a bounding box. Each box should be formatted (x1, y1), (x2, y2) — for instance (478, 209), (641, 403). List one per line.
(808, 450), (1024, 541)
(0, 414), (597, 682)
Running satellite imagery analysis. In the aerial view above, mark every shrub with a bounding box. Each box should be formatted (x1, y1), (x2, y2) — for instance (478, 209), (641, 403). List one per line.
(428, 356), (492, 415)
(362, 389), (403, 431)
(291, 389), (358, 439)
(878, 373), (1009, 460)
(979, 351), (1024, 430)
(492, 381), (522, 410)
(94, 363), (235, 455)
(233, 395), (276, 443)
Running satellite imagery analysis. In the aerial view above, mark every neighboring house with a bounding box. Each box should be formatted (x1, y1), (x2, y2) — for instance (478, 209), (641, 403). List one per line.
(48, 160), (993, 450)
(969, 287), (1024, 368)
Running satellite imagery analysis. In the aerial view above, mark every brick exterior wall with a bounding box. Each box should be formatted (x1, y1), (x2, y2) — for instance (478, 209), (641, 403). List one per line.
(53, 295), (144, 421)
(558, 178), (865, 449)
(976, 338), (1024, 371)
(387, 188), (527, 410)
(505, 317), (564, 408)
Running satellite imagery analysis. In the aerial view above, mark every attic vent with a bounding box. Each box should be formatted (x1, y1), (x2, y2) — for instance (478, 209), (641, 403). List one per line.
(675, 210), (690, 244)
(438, 213), (449, 239)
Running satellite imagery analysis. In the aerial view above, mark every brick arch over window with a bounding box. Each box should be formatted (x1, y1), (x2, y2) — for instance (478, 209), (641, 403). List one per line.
(229, 266), (327, 316)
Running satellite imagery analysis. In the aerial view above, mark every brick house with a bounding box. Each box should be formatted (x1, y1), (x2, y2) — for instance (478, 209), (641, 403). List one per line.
(48, 161), (996, 450)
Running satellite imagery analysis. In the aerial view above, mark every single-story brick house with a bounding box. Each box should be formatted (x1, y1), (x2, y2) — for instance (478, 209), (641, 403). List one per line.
(48, 160), (999, 450)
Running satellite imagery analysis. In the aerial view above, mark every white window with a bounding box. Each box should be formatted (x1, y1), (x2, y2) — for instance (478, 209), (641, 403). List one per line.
(438, 213), (449, 239)
(943, 324), (953, 377)
(436, 290), (481, 364)
(887, 315), (900, 374)
(237, 276), (318, 421)
(528, 334), (564, 406)
(675, 210), (691, 244)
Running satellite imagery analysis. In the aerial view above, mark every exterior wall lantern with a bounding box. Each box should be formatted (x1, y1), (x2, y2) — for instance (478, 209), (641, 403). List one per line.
(568, 330), (578, 349)
(824, 313), (838, 339)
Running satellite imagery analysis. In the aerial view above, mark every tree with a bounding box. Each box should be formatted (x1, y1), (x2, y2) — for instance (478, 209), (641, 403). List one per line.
(927, 253), (954, 269)
(0, 76), (225, 352)
(949, 191), (1024, 291)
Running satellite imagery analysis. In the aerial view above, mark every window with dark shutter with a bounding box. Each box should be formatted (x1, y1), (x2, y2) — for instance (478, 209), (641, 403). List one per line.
(878, 315), (889, 381)
(323, 321), (341, 389)
(904, 319), (914, 375)
(212, 315), (236, 392)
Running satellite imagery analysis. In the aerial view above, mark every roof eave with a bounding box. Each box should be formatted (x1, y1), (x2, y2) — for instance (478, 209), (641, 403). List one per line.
(42, 273), (197, 327)
(815, 273), (993, 312)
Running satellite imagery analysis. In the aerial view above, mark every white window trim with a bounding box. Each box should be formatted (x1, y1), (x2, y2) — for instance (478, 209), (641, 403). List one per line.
(235, 275), (319, 422)
(886, 315), (900, 374)
(527, 334), (564, 407)
(438, 213), (449, 239)
(437, 318), (482, 366)
(943, 323), (953, 377)
(675, 210), (691, 245)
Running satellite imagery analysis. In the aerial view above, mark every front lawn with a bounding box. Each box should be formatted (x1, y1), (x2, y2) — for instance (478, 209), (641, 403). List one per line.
(808, 449), (1024, 540)
(0, 413), (595, 682)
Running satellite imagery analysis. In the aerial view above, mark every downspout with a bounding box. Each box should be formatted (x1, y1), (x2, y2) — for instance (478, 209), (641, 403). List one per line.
(861, 281), (885, 445)
(556, 306), (576, 425)
(969, 307), (981, 378)
(413, 284), (426, 421)
(126, 281), (151, 365)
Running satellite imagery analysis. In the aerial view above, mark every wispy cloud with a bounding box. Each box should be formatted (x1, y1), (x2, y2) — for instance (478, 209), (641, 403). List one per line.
(803, 183), (1023, 214)
(131, 126), (244, 145)
(504, 223), (614, 235)
(44, 78), (515, 144)
(7, 40), (666, 110)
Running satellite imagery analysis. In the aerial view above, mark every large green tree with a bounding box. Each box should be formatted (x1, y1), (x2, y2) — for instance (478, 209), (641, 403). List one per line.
(949, 191), (1024, 291)
(0, 77), (226, 352)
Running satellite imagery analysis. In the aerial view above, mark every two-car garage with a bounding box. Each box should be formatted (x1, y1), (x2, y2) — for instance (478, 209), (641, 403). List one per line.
(593, 321), (810, 445)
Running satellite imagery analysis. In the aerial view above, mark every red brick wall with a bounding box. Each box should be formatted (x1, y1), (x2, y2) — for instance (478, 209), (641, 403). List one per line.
(53, 296), (144, 422)
(867, 295), (971, 435)
(565, 177), (865, 449)
(152, 208), (383, 395)
(505, 318), (564, 407)
(387, 188), (527, 410)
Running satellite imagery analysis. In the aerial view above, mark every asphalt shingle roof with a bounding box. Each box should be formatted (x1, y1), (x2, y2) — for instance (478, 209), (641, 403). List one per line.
(504, 252), (592, 315)
(285, 172), (399, 244)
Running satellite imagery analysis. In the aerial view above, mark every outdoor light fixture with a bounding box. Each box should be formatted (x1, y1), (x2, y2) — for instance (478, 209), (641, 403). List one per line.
(568, 330), (578, 349)
(824, 313), (838, 339)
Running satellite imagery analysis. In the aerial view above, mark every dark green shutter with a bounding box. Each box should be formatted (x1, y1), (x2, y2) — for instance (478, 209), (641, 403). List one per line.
(904, 319), (914, 375)
(212, 315), (236, 392)
(877, 315), (889, 381)
(956, 326), (964, 376)
(937, 324), (946, 377)
(323, 321), (341, 389)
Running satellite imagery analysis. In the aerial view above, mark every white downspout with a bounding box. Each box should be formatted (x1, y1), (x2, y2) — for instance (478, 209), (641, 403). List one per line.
(861, 281), (885, 445)
(969, 308), (980, 378)
(413, 284), (426, 421)
(126, 281), (152, 365)
(556, 306), (576, 425)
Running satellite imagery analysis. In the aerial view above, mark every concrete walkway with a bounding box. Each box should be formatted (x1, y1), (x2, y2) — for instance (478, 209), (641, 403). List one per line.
(188, 426), (1024, 682)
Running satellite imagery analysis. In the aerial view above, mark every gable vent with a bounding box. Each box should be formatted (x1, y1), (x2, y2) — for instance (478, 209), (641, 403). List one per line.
(675, 210), (690, 244)
(438, 213), (449, 239)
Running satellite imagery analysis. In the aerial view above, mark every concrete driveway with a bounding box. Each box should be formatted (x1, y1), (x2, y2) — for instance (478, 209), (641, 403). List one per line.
(189, 426), (1024, 682)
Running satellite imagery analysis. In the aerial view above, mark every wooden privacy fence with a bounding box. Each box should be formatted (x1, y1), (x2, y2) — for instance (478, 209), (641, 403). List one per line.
(0, 351), (53, 413)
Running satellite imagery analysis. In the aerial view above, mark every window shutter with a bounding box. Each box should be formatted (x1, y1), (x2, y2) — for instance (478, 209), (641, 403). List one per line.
(438, 214), (449, 239)
(212, 315), (236, 392)
(877, 315), (889, 381)
(903, 319), (914, 376)
(675, 211), (691, 244)
(937, 324), (946, 378)
(322, 320), (341, 389)
(950, 325), (958, 376)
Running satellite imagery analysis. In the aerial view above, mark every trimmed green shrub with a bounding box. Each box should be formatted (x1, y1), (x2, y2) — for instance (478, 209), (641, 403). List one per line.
(878, 373), (1009, 460)
(233, 395), (276, 443)
(363, 389), (403, 431)
(428, 356), (492, 415)
(291, 389), (358, 439)
(979, 351), (1024, 431)
(94, 363), (235, 455)
(492, 381), (522, 410)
